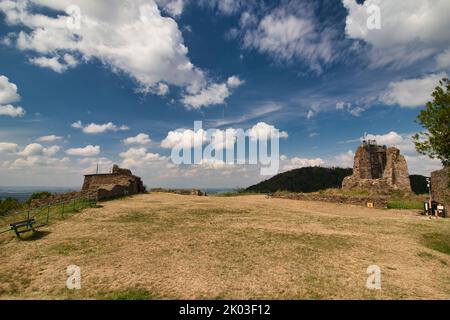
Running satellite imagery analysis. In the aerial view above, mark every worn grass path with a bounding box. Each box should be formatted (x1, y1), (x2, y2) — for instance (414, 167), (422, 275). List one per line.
(1, 193), (449, 300)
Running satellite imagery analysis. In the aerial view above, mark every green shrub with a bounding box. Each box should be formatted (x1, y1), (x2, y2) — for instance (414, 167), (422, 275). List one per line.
(26, 192), (52, 205)
(0, 198), (21, 215)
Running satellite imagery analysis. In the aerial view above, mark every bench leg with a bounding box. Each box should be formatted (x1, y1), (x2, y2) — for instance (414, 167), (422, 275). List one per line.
(12, 227), (36, 239)
(13, 228), (21, 239)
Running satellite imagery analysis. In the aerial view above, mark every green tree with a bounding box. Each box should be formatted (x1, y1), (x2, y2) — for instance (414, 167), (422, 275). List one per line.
(412, 78), (450, 166)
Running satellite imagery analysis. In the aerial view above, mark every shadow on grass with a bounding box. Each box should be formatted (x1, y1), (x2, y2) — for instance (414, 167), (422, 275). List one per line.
(20, 230), (51, 241)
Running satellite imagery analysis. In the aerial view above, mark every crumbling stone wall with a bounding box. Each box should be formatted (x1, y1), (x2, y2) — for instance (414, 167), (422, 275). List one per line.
(273, 192), (389, 208)
(431, 167), (450, 207)
(383, 147), (411, 191)
(342, 141), (412, 193)
(97, 185), (133, 200)
(82, 165), (145, 201)
(82, 174), (143, 194)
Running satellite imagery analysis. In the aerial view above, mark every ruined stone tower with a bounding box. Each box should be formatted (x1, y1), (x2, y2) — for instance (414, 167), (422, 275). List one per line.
(431, 167), (450, 208)
(342, 140), (412, 193)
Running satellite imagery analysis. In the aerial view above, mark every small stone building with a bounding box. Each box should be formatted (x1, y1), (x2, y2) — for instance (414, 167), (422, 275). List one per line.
(81, 165), (145, 201)
(342, 140), (412, 193)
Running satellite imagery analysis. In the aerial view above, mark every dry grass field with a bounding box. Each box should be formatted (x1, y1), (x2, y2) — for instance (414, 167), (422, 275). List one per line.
(1, 193), (449, 300)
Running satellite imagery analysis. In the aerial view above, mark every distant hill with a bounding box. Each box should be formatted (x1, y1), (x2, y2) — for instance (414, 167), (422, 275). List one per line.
(246, 167), (430, 195)
(246, 167), (353, 193)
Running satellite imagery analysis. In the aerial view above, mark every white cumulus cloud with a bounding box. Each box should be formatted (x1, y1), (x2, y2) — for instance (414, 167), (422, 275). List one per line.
(119, 147), (166, 168)
(72, 121), (129, 134)
(0, 75), (26, 117)
(380, 73), (447, 108)
(343, 0), (450, 68)
(10, 155), (70, 170)
(156, 0), (185, 17)
(161, 128), (206, 149)
(0, 105), (25, 117)
(330, 150), (355, 168)
(123, 133), (152, 146)
(19, 143), (61, 157)
(343, 0), (450, 48)
(0, 75), (20, 104)
(182, 76), (244, 109)
(0, 142), (19, 154)
(242, 4), (337, 73)
(161, 122), (288, 150)
(282, 156), (324, 171)
(248, 122), (288, 141)
(363, 132), (404, 146)
(29, 54), (78, 73)
(37, 135), (64, 142)
(0, 0), (239, 107)
(66, 145), (100, 157)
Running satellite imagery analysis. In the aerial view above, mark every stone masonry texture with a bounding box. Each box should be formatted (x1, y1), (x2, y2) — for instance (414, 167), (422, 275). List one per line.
(342, 140), (412, 193)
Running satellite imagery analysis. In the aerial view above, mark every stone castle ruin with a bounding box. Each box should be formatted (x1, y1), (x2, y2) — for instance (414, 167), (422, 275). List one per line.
(342, 140), (412, 193)
(82, 165), (145, 201)
(27, 165), (145, 207)
(431, 167), (450, 208)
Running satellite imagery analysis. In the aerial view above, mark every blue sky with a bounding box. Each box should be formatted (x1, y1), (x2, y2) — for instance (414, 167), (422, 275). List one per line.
(0, 0), (448, 188)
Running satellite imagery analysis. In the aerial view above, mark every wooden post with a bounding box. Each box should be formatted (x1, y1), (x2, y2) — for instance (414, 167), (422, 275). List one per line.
(427, 178), (432, 216)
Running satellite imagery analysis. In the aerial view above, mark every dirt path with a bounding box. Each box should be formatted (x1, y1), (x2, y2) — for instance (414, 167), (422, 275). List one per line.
(1, 193), (449, 299)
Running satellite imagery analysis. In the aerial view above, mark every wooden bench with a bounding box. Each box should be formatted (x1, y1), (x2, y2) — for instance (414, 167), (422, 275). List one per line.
(10, 219), (46, 239)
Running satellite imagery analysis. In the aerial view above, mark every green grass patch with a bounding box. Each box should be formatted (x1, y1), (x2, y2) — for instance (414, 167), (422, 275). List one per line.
(423, 233), (450, 256)
(49, 242), (80, 256)
(387, 200), (423, 210)
(49, 238), (108, 256)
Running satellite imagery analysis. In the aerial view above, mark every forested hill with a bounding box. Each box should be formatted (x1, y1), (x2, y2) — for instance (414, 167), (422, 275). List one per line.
(246, 167), (352, 193)
(246, 167), (429, 194)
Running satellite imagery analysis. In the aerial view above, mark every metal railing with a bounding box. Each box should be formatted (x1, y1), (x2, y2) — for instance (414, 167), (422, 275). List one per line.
(0, 198), (96, 235)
